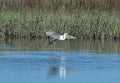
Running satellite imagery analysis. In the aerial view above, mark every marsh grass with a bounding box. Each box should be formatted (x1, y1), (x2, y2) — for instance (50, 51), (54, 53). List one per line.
(0, 0), (120, 39)
(0, 11), (120, 39)
(1, 0), (120, 12)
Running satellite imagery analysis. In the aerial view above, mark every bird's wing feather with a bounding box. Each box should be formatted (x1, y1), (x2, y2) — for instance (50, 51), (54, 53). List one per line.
(46, 31), (60, 39)
(66, 35), (76, 39)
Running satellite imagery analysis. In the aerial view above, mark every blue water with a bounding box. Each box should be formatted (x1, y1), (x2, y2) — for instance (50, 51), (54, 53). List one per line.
(0, 39), (120, 83)
(0, 51), (120, 83)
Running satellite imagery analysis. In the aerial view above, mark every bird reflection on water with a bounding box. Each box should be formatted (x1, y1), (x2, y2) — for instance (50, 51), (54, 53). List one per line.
(59, 66), (66, 79)
(48, 56), (67, 79)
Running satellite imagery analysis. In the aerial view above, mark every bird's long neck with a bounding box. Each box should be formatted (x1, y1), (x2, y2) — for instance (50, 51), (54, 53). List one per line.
(63, 34), (67, 39)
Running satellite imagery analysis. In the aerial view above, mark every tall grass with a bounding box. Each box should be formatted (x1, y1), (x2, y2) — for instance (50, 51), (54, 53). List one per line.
(0, 11), (120, 39)
(1, 0), (120, 12)
(0, 0), (120, 39)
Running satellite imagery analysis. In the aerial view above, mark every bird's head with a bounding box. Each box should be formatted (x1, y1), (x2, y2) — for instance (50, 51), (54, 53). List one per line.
(64, 33), (68, 35)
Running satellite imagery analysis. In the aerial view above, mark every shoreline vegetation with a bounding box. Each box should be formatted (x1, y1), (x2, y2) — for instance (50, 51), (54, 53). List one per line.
(0, 0), (120, 39)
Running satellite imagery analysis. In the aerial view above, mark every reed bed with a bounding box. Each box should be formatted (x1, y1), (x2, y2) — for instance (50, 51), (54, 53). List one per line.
(0, 0), (120, 39)
(0, 11), (120, 39)
(0, 0), (120, 12)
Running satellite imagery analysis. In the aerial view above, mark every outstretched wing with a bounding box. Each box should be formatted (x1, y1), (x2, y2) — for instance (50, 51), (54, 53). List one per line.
(66, 35), (76, 39)
(46, 31), (60, 39)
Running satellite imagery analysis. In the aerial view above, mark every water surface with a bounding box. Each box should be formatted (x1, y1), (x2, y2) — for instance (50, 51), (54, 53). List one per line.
(0, 39), (120, 83)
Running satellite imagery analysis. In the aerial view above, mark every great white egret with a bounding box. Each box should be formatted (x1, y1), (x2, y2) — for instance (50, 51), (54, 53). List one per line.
(46, 31), (76, 40)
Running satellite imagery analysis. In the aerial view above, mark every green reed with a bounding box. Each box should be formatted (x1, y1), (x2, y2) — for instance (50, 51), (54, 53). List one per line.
(0, 11), (120, 39)
(0, 0), (120, 39)
(0, 0), (120, 12)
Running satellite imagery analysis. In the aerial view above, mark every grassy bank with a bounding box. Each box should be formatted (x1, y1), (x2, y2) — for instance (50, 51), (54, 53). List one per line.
(0, 0), (120, 39)
(0, 11), (120, 39)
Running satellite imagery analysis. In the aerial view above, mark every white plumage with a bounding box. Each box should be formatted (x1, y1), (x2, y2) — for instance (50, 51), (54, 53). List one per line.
(46, 31), (76, 40)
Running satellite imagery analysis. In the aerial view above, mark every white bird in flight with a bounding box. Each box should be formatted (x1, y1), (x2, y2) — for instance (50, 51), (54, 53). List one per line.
(46, 31), (76, 40)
